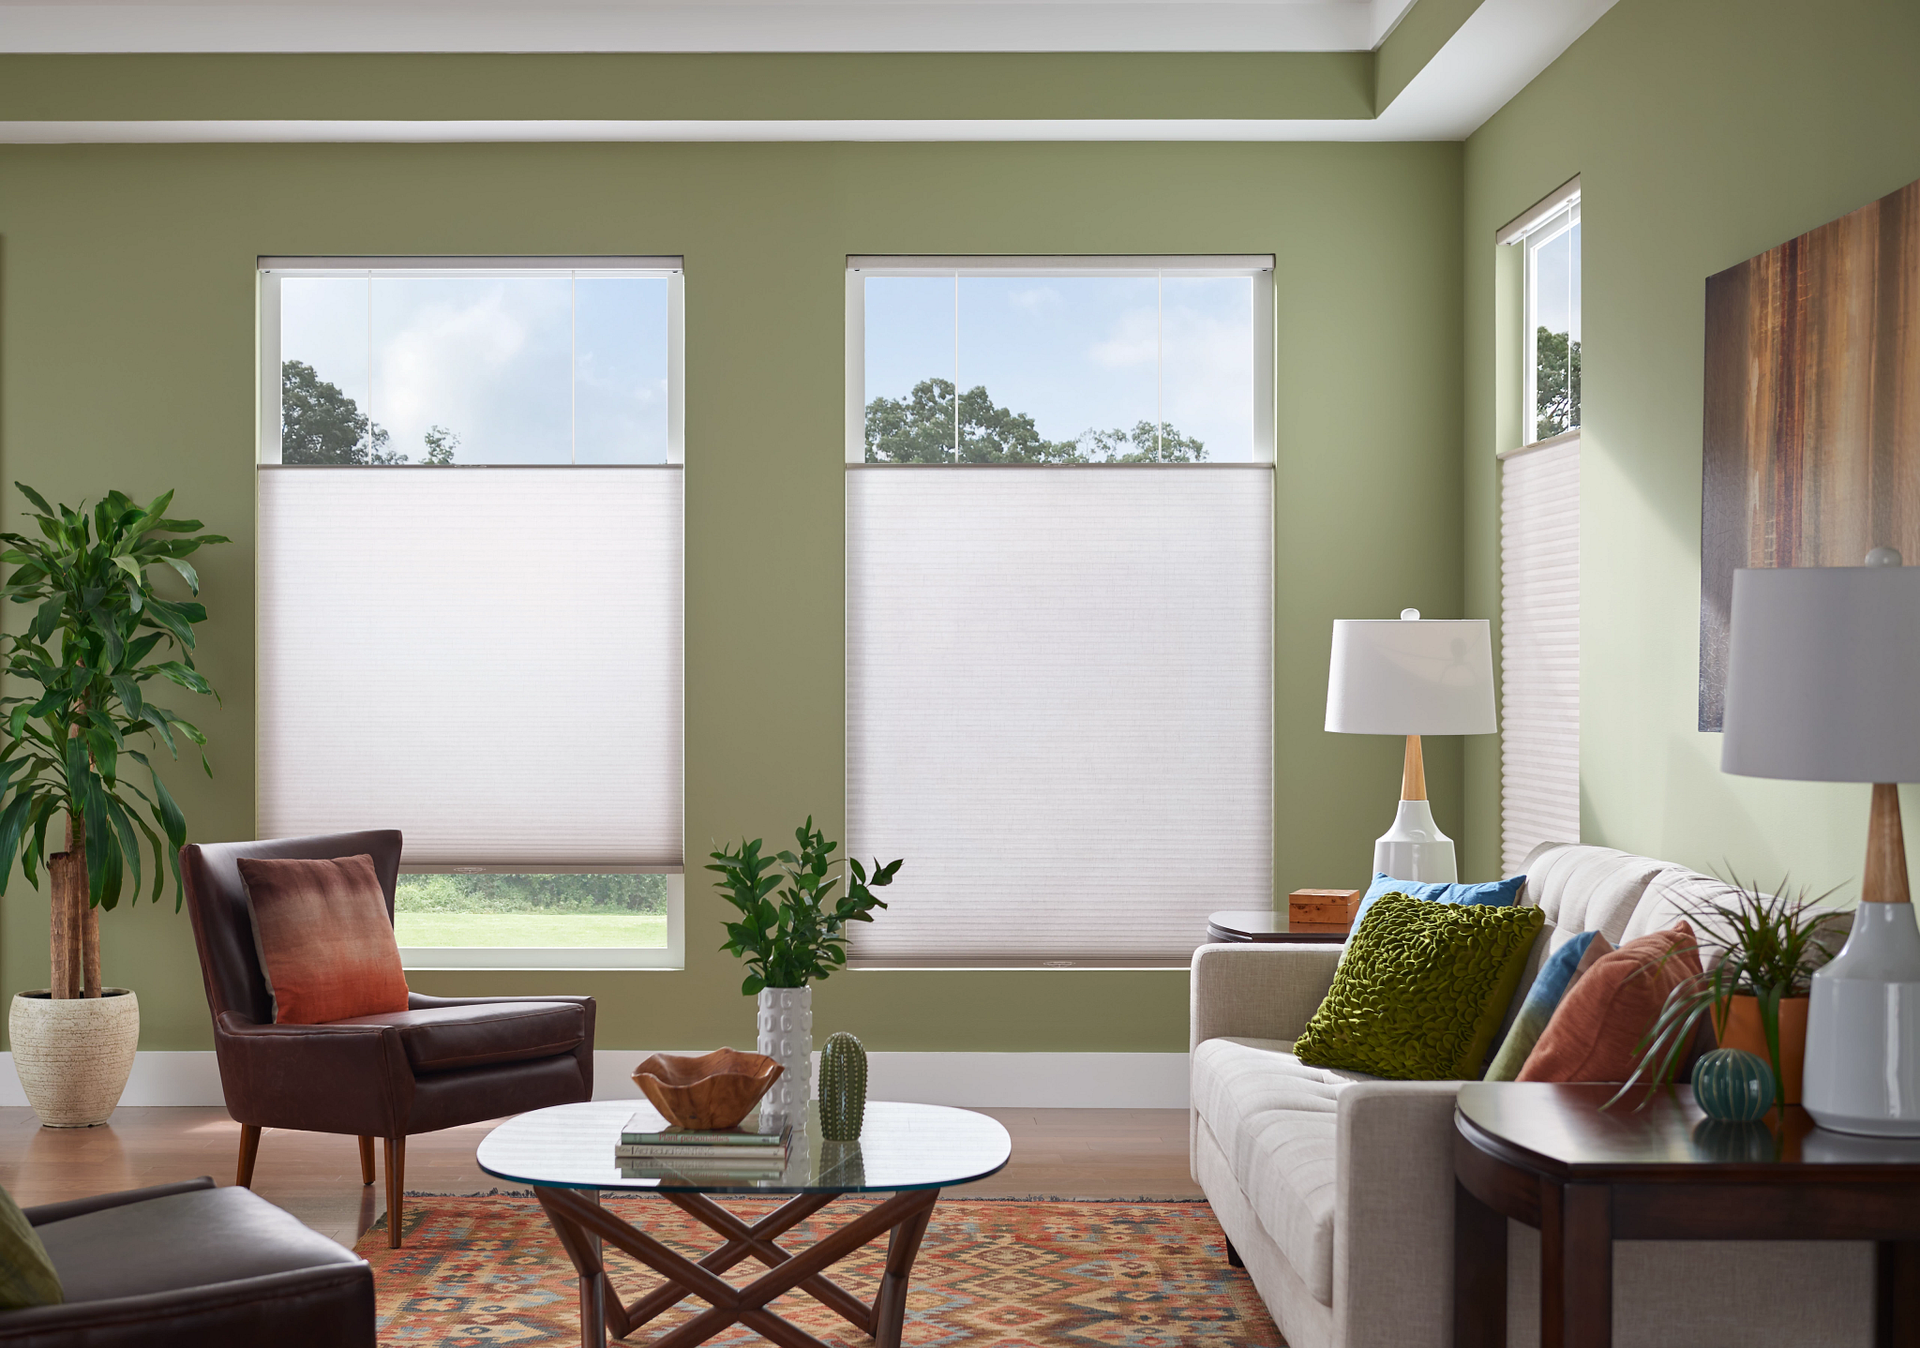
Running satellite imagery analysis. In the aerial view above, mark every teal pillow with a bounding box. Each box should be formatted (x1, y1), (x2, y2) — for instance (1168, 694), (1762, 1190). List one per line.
(1483, 929), (1613, 1081)
(0, 1184), (60, 1309)
(1295, 892), (1544, 1080)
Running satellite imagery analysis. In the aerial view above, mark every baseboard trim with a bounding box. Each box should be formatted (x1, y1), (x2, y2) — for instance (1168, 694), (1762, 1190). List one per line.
(0, 1050), (1190, 1110)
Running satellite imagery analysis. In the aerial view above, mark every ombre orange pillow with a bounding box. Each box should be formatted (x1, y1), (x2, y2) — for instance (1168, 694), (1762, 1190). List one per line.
(237, 854), (410, 1025)
(1518, 921), (1700, 1084)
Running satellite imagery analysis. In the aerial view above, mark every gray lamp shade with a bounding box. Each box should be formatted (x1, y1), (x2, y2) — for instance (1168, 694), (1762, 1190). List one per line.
(1721, 565), (1920, 783)
(1325, 617), (1496, 736)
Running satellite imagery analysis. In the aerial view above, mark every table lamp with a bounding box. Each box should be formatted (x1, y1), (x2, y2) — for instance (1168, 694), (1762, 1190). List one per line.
(1325, 609), (1496, 883)
(1720, 551), (1920, 1136)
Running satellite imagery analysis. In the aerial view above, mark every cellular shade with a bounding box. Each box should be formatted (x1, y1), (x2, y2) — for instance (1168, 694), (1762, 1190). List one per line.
(846, 465), (1273, 963)
(1325, 620), (1495, 736)
(1721, 563), (1920, 783)
(1499, 436), (1581, 873)
(257, 467), (682, 868)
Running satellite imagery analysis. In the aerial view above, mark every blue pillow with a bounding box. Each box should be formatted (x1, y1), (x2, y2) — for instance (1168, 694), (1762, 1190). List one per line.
(1351, 872), (1526, 933)
(1483, 929), (1612, 1080)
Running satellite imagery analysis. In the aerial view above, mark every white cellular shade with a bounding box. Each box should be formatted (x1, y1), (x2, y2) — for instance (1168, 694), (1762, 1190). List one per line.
(1499, 436), (1580, 874)
(846, 465), (1273, 962)
(258, 467), (683, 867)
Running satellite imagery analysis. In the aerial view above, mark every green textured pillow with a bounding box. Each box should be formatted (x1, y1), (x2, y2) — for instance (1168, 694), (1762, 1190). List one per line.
(0, 1184), (60, 1309)
(1294, 891), (1545, 1080)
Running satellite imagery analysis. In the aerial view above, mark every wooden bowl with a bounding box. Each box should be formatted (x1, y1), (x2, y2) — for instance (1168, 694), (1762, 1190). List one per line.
(631, 1048), (784, 1131)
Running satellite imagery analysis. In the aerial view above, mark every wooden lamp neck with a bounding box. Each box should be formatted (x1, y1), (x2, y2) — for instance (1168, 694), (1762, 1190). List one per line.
(1401, 734), (1426, 802)
(1865, 782), (1911, 904)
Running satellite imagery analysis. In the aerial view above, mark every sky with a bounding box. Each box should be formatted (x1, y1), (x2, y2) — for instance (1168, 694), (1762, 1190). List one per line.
(1534, 219), (1582, 341)
(278, 274), (671, 464)
(278, 269), (1260, 465)
(863, 274), (1257, 461)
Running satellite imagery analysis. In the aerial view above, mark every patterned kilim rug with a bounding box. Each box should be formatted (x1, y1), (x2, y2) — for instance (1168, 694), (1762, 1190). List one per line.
(359, 1195), (1284, 1346)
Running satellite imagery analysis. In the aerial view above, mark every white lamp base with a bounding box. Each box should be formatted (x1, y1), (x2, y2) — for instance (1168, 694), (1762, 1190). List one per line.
(1804, 903), (1920, 1137)
(1372, 799), (1458, 884)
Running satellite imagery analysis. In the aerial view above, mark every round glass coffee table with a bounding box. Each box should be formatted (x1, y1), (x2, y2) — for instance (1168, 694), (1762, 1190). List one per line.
(478, 1100), (1011, 1348)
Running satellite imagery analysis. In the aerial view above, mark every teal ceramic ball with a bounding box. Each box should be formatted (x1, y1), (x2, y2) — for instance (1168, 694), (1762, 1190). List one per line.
(1691, 1048), (1775, 1122)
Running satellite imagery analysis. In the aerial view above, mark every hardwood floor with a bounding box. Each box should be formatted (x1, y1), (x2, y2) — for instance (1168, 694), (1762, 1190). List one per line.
(0, 1105), (1203, 1247)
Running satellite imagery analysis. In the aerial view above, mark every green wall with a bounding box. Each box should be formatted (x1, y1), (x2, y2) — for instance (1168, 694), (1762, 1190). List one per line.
(0, 134), (1464, 1052)
(1460, 0), (1920, 890)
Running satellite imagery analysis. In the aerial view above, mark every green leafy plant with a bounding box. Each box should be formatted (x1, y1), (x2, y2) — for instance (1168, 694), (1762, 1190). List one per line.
(0, 484), (227, 999)
(708, 818), (902, 995)
(1609, 873), (1847, 1111)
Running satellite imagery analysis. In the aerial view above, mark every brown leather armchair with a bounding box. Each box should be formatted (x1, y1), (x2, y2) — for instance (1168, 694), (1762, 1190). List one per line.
(5, 1177), (372, 1346)
(181, 830), (596, 1247)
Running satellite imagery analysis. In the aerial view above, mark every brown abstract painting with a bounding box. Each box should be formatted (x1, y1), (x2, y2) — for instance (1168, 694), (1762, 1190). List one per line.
(1700, 176), (1920, 730)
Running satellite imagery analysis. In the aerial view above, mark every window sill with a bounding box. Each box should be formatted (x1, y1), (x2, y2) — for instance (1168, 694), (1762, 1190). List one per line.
(400, 947), (680, 972)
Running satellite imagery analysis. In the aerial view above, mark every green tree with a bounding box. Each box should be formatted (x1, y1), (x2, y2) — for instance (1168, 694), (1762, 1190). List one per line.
(280, 361), (394, 464)
(1536, 328), (1582, 440)
(865, 378), (1206, 464)
(421, 425), (459, 466)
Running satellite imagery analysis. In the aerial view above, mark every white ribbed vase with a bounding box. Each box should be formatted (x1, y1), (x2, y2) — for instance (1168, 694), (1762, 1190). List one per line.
(756, 986), (812, 1129)
(10, 989), (139, 1128)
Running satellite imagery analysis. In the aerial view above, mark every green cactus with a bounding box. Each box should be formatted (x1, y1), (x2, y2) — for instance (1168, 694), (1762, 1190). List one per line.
(819, 1032), (867, 1141)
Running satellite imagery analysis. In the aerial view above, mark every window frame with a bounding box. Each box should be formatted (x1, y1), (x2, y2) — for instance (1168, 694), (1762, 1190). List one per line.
(1520, 201), (1581, 448)
(256, 256), (687, 971)
(843, 254), (1276, 466)
(842, 253), (1277, 968)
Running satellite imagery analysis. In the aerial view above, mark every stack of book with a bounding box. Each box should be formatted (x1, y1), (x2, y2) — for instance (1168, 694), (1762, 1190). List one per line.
(615, 1112), (792, 1182)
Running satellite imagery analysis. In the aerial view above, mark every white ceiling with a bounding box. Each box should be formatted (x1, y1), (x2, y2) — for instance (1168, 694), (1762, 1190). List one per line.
(3, 0), (1422, 54)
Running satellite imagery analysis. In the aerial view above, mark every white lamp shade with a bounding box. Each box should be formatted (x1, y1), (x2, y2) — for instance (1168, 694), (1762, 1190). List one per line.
(1325, 618), (1496, 736)
(1722, 565), (1920, 783)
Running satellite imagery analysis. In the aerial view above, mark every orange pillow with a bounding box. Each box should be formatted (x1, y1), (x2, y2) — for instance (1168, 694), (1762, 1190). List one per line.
(237, 854), (410, 1025)
(1518, 921), (1700, 1083)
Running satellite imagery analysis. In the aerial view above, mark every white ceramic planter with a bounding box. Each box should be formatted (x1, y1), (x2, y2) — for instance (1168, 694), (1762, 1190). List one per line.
(756, 986), (812, 1129)
(10, 988), (139, 1128)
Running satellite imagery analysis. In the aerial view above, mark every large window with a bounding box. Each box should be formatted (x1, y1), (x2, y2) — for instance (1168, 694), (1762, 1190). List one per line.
(1497, 184), (1581, 871)
(844, 256), (1274, 965)
(256, 258), (684, 969)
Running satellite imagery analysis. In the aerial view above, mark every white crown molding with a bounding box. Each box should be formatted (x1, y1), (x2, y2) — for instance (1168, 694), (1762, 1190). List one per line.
(0, 1049), (1192, 1109)
(0, 0), (1614, 141)
(1, 1), (1417, 55)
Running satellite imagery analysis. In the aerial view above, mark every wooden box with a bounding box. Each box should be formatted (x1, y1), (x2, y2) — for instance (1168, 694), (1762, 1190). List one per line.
(1289, 888), (1361, 935)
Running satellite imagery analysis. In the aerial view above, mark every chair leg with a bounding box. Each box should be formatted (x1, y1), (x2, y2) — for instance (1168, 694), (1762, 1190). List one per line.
(236, 1124), (261, 1189)
(384, 1135), (407, 1249)
(358, 1135), (376, 1186)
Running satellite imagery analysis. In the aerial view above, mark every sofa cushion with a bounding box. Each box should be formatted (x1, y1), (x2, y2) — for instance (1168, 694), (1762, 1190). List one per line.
(37, 1187), (364, 1304)
(1519, 843), (1668, 954)
(1191, 1036), (1371, 1304)
(334, 1000), (587, 1072)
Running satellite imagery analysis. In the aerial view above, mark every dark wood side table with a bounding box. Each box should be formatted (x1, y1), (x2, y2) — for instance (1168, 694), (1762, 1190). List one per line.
(1454, 1082), (1920, 1348)
(1205, 910), (1347, 944)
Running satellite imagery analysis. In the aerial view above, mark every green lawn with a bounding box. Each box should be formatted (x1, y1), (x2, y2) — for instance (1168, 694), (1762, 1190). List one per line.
(394, 912), (668, 948)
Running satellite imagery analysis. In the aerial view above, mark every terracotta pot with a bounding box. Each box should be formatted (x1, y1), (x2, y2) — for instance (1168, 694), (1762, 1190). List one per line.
(9, 988), (139, 1127)
(1715, 994), (1808, 1105)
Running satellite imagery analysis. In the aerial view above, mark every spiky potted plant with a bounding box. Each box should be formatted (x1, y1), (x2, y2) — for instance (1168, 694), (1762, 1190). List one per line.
(708, 818), (901, 1127)
(0, 485), (225, 1126)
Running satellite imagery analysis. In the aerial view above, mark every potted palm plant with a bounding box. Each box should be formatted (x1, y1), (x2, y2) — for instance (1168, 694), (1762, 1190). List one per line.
(0, 485), (225, 1126)
(708, 819), (901, 1125)
(1613, 874), (1847, 1112)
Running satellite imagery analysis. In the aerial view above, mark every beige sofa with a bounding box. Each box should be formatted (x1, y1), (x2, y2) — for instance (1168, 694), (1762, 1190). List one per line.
(1190, 842), (1871, 1348)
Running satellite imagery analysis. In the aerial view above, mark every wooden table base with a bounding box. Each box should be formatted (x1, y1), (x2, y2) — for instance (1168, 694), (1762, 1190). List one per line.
(532, 1186), (941, 1348)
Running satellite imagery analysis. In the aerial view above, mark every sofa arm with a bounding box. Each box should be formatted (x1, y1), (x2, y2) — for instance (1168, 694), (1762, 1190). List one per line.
(24, 1179), (214, 1228)
(0, 1264), (374, 1348)
(1189, 943), (1342, 1050)
(1333, 1081), (1465, 1348)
